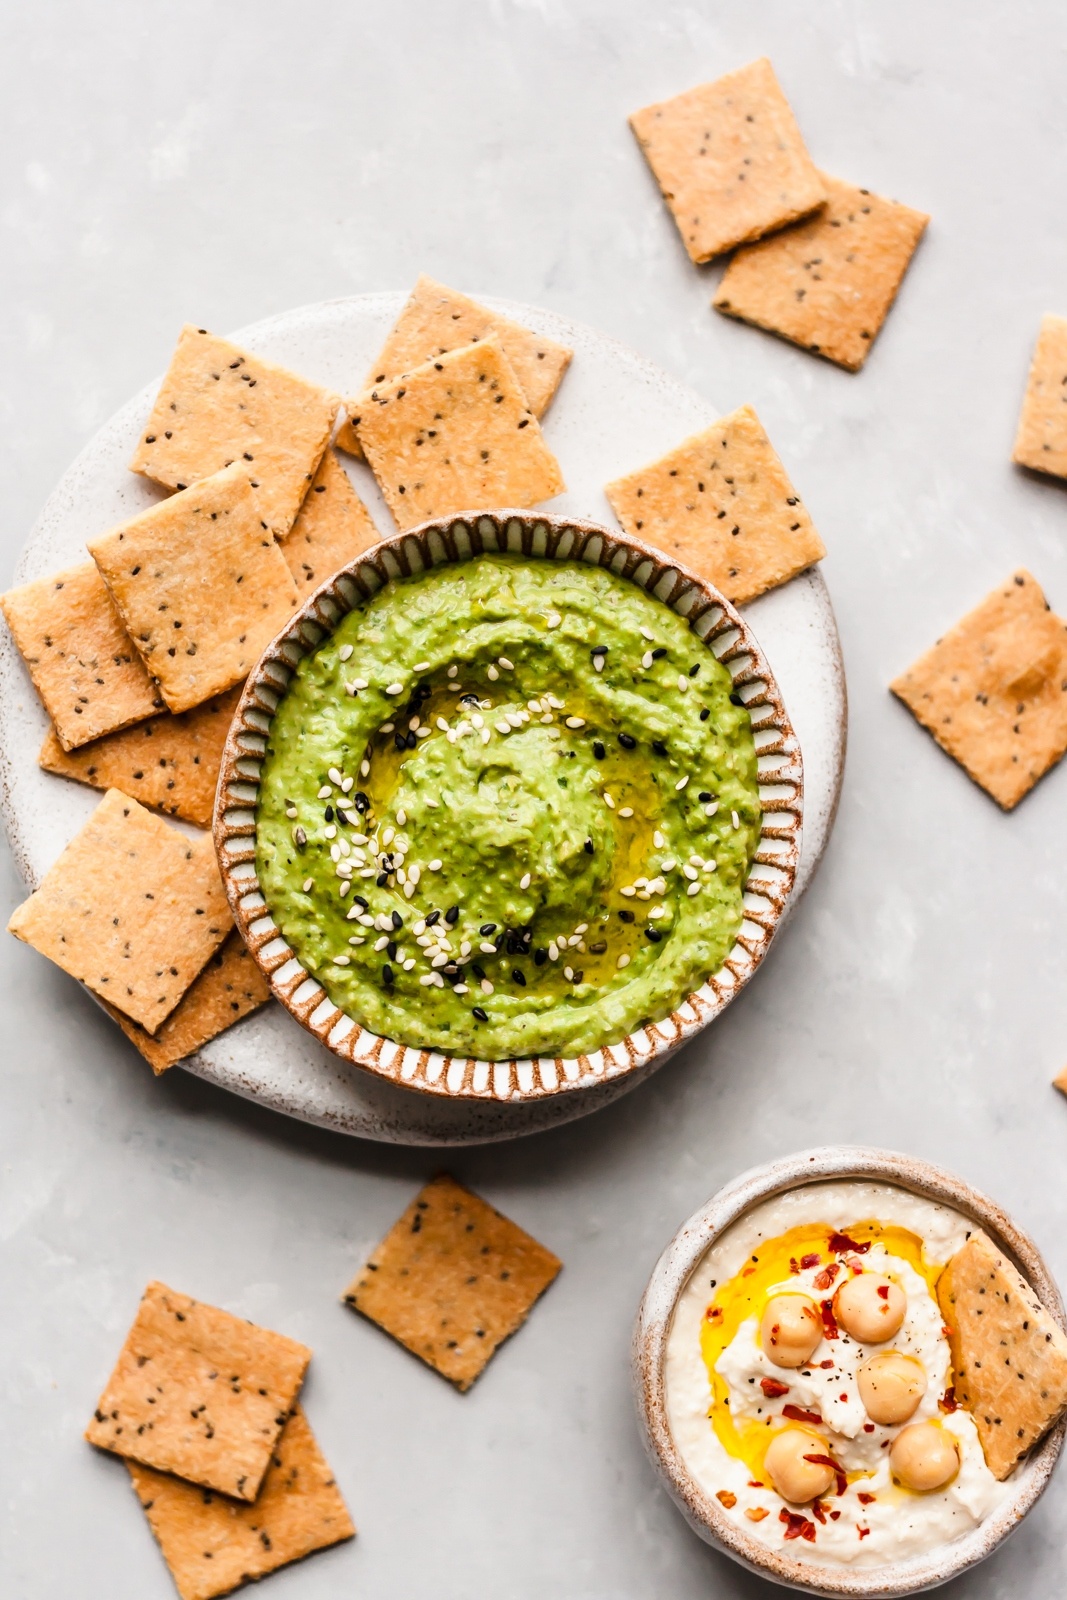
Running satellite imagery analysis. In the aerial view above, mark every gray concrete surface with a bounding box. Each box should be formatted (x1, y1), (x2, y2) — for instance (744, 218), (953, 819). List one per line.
(3, 3), (1067, 1595)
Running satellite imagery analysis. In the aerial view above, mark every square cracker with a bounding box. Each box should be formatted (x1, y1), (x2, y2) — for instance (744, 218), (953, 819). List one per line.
(1013, 314), (1067, 479)
(7, 788), (231, 1033)
(937, 1232), (1067, 1479)
(343, 1173), (561, 1391)
(1, 562), (163, 751)
(629, 58), (825, 264)
(335, 274), (572, 453)
(604, 403), (824, 605)
(88, 463), (300, 714)
(86, 1280), (311, 1501)
(127, 1405), (354, 1600)
(129, 325), (340, 538)
(106, 931), (272, 1075)
(714, 172), (929, 370)
(279, 448), (380, 589)
(890, 569), (1067, 810)
(353, 338), (565, 533)
(39, 686), (241, 828)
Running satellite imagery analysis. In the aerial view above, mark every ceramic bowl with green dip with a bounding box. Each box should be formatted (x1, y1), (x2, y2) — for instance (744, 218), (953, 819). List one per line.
(213, 512), (802, 1102)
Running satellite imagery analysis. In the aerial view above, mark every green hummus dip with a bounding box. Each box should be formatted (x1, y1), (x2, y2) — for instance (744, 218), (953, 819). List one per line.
(255, 554), (761, 1059)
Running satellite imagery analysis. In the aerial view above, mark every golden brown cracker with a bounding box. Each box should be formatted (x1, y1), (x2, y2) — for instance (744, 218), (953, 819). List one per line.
(353, 339), (565, 532)
(279, 449), (380, 588)
(129, 325), (339, 538)
(1013, 314), (1067, 479)
(38, 686), (240, 827)
(86, 1280), (311, 1501)
(343, 1173), (560, 1392)
(937, 1232), (1067, 1479)
(605, 403), (824, 605)
(127, 1405), (354, 1600)
(106, 931), (271, 1074)
(88, 463), (299, 714)
(629, 58), (825, 263)
(1, 562), (164, 751)
(7, 789), (231, 1033)
(336, 274), (573, 453)
(714, 172), (929, 370)
(890, 570), (1067, 809)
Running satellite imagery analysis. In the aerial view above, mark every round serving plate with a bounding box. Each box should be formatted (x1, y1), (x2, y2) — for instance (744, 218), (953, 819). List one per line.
(0, 293), (846, 1144)
(633, 1146), (1067, 1597)
(213, 510), (802, 1102)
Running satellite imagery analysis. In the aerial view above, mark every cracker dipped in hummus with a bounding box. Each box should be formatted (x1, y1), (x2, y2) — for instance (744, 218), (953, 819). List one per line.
(666, 1181), (1067, 1566)
(254, 553), (761, 1060)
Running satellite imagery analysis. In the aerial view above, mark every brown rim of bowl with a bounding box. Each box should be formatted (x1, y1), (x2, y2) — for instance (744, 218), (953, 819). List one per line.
(632, 1145), (1067, 1597)
(212, 509), (803, 1103)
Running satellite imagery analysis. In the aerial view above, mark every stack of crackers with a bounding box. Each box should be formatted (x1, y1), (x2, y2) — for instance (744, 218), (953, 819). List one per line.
(86, 1282), (352, 1600)
(630, 56), (929, 372)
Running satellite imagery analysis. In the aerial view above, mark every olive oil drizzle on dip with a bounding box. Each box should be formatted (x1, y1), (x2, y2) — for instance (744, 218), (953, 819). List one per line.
(255, 555), (760, 1059)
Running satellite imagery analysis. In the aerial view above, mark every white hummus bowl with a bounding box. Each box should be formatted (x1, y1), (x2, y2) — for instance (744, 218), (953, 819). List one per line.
(632, 1146), (1067, 1596)
(212, 509), (802, 1103)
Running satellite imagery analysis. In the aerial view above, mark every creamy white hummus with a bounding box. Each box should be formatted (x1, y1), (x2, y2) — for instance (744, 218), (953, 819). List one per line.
(666, 1181), (1013, 1567)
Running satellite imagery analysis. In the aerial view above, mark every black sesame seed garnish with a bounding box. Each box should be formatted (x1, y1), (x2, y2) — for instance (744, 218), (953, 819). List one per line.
(645, 928), (663, 942)
(572, 969), (584, 983)
(534, 948), (547, 965)
(445, 905), (460, 925)
(353, 791), (370, 813)
(651, 647), (667, 660)
(389, 910), (402, 930)
(593, 741), (606, 760)
(698, 791), (713, 803)
(591, 644), (607, 658)
(376, 872), (389, 887)
(729, 692), (744, 707)
(386, 941), (398, 960)
(584, 838), (595, 854)
(588, 940), (607, 955)
(689, 663), (701, 677)
(699, 708), (710, 722)
(405, 730), (417, 749)
(512, 968), (527, 986)
(324, 805), (334, 821)
(461, 693), (480, 705)
(394, 732), (407, 751)
(442, 963), (460, 978)
(382, 964), (394, 986)
(293, 827), (307, 851)
(652, 740), (668, 757)
(472, 964), (486, 980)
(479, 922), (497, 936)
(472, 1007), (488, 1022)
(352, 894), (369, 909)
(618, 909), (635, 923)
(618, 732), (637, 750)
(425, 910), (441, 927)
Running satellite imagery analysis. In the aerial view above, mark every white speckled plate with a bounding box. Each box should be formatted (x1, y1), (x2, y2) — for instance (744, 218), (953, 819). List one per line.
(0, 293), (846, 1145)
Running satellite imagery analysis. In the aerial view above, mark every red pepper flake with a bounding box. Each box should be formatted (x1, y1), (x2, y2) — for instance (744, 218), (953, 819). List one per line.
(829, 1510), (841, 1521)
(829, 1232), (871, 1255)
(745, 1506), (769, 1522)
(747, 1480), (765, 1489)
(863, 1423), (875, 1433)
(876, 1283), (890, 1300)
(819, 1359), (834, 1369)
(803, 1453), (848, 1497)
(942, 1325), (953, 1339)
(939, 1386), (958, 1414)
(760, 1377), (791, 1399)
(857, 1492), (876, 1505)
(800, 1252), (821, 1270)
(813, 1262), (840, 1291)
(858, 1526), (871, 1540)
(716, 1489), (737, 1509)
(779, 1509), (817, 1543)
(820, 1300), (840, 1340)
(783, 1403), (823, 1426)
(741, 1265), (756, 1277)
(706, 1305), (723, 1322)
(789, 1257), (801, 1275)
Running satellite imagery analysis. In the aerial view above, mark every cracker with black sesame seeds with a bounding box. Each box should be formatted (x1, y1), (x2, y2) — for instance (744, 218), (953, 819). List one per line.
(351, 338), (565, 532)
(129, 325), (340, 538)
(279, 448), (380, 588)
(714, 172), (928, 370)
(86, 1280), (311, 1501)
(38, 685), (241, 827)
(1, 561), (164, 751)
(335, 275), (572, 454)
(629, 58), (825, 264)
(937, 1232), (1067, 1480)
(890, 570), (1067, 810)
(127, 1404), (354, 1600)
(342, 1173), (561, 1391)
(105, 930), (272, 1074)
(605, 403), (824, 605)
(1013, 314), (1067, 479)
(88, 463), (299, 714)
(7, 788), (231, 1033)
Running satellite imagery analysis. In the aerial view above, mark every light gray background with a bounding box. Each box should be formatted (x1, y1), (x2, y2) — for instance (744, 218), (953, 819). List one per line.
(2, 3), (1066, 1596)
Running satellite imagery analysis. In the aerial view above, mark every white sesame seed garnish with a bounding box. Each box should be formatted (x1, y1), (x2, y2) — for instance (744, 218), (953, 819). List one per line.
(480, 941), (497, 955)
(593, 656), (604, 672)
(374, 935), (389, 951)
(495, 720), (511, 735)
(540, 713), (553, 724)
(407, 718), (420, 733)
(399, 957), (414, 971)
(546, 611), (562, 628)
(619, 806), (633, 818)
(564, 966), (574, 981)
(351, 936), (365, 945)
(683, 865), (699, 881)
(353, 677), (368, 690)
(565, 716), (585, 729)
(403, 881), (415, 898)
(448, 683), (464, 692)
(704, 802), (718, 817)
(677, 675), (688, 692)
(507, 711), (523, 728)
(435, 717), (449, 732)
(471, 713), (484, 728)
(408, 865), (421, 885)
(397, 868), (407, 885)
(617, 953), (630, 969)
(653, 830), (664, 848)
(385, 682), (403, 696)
(620, 886), (636, 898)
(360, 760), (370, 777)
(325, 826), (337, 842)
(675, 775), (689, 791)
(731, 810), (740, 829)
(339, 882), (350, 898)
(660, 857), (676, 872)
(687, 881), (701, 896)
(346, 906), (361, 921)
(548, 941), (559, 960)
(359, 867), (375, 878)
(413, 661), (430, 672)
(487, 664), (499, 681)
(429, 858), (443, 871)
(341, 776), (354, 793)
(648, 904), (667, 919)
(499, 656), (514, 670)
(447, 664), (458, 677)
(603, 793), (615, 809)
(642, 651), (653, 670)
(358, 913), (375, 927)
(520, 873), (532, 889)
(333, 954), (350, 965)
(382, 826), (394, 847)
(480, 978), (494, 994)
(419, 974), (436, 986)
(430, 953), (448, 969)
(328, 766), (342, 784)
(317, 785), (332, 799)
(453, 984), (469, 995)
(338, 643), (354, 661)
(302, 878), (314, 892)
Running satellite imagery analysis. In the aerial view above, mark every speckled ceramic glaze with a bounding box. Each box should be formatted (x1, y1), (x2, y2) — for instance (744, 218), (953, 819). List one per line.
(213, 511), (803, 1103)
(633, 1146), (1067, 1596)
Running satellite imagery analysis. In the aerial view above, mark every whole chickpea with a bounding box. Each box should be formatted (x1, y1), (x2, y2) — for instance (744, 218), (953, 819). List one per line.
(764, 1427), (836, 1504)
(857, 1351), (927, 1424)
(889, 1421), (960, 1492)
(833, 1273), (906, 1343)
(760, 1293), (822, 1368)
